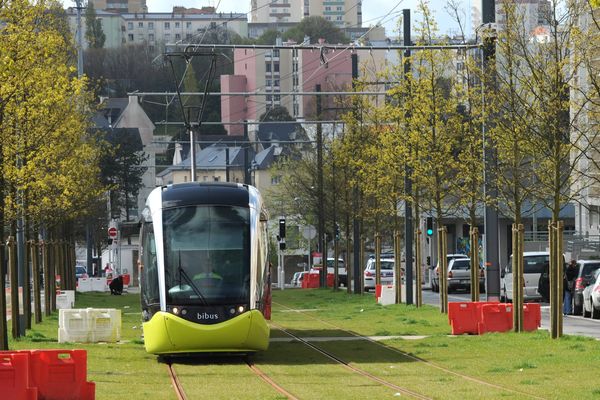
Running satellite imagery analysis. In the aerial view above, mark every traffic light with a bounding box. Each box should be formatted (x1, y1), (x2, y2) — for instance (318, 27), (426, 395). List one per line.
(426, 256), (431, 266)
(335, 223), (340, 240)
(279, 218), (286, 239)
(426, 217), (433, 236)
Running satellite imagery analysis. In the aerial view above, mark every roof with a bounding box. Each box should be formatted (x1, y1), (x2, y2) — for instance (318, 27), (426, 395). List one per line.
(257, 122), (301, 144)
(95, 98), (129, 127)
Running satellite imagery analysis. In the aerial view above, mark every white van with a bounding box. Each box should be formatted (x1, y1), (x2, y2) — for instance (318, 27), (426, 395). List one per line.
(502, 251), (549, 302)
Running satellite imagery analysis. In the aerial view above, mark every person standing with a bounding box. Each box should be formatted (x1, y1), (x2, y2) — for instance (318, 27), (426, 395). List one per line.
(564, 260), (578, 316)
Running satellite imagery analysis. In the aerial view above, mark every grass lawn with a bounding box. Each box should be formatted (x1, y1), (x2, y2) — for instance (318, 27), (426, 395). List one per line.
(5, 288), (600, 399)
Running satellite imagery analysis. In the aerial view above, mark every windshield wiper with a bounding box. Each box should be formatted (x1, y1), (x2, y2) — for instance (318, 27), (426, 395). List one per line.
(177, 251), (208, 305)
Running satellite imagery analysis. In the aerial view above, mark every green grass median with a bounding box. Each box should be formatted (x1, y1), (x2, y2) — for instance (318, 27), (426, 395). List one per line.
(5, 289), (600, 399)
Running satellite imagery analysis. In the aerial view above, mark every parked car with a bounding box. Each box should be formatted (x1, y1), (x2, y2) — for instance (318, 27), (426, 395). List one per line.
(431, 254), (469, 293)
(75, 265), (88, 280)
(291, 271), (308, 288)
(443, 258), (486, 293)
(573, 260), (600, 315)
(326, 258), (347, 286)
(363, 257), (395, 292)
(504, 251), (554, 302)
(582, 268), (600, 319)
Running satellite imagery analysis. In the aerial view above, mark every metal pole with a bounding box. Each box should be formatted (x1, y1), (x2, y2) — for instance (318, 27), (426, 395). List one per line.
(395, 231), (402, 304)
(351, 52), (362, 295)
(75, 0), (84, 77)
(32, 241), (42, 324)
(316, 84), (326, 288)
(8, 236), (19, 338)
(482, 0), (501, 302)
(244, 121), (250, 184)
(403, 8), (414, 306)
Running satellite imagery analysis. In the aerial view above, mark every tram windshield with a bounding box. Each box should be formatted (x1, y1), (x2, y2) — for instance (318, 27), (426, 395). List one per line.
(163, 205), (250, 305)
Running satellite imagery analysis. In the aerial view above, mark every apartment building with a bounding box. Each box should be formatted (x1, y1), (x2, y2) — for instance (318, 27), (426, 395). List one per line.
(66, 7), (248, 50)
(90, 0), (147, 13)
(251, 0), (361, 28)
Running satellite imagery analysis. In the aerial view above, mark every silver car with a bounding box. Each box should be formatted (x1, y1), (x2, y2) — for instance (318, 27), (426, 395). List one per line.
(431, 254), (469, 293)
(583, 269), (600, 319)
(363, 258), (395, 292)
(445, 258), (485, 293)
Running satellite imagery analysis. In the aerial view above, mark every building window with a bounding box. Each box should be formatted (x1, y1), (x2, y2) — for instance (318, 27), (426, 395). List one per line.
(148, 22), (154, 29)
(326, 16), (331, 20)
(271, 175), (282, 185)
(213, 176), (220, 182)
(186, 34), (192, 40)
(336, 16), (343, 21)
(266, 94), (272, 102)
(165, 22), (170, 29)
(127, 22), (133, 30)
(149, 33), (155, 41)
(184, 175), (188, 182)
(175, 33), (181, 40)
(203, 176), (208, 181)
(266, 63), (271, 72)
(149, 45), (155, 53)
(128, 33), (134, 41)
(325, 6), (331, 10)
(337, 6), (342, 11)
(274, 62), (279, 73)
(175, 22), (180, 28)
(187, 22), (192, 28)
(165, 33), (171, 41)
(274, 79), (280, 86)
(273, 49), (280, 57)
(138, 22), (143, 27)
(266, 79), (272, 86)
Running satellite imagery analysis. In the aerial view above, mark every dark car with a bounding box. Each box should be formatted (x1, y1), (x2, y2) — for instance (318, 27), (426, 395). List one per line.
(573, 260), (600, 315)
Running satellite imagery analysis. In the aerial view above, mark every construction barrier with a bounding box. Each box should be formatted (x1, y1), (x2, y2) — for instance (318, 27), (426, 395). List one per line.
(301, 273), (334, 288)
(90, 278), (108, 292)
(449, 302), (539, 335)
(375, 284), (395, 306)
(0, 349), (95, 400)
(523, 303), (542, 332)
(76, 278), (92, 292)
(478, 303), (513, 334)
(0, 352), (37, 400)
(58, 308), (121, 343)
(56, 290), (75, 310)
(448, 302), (484, 335)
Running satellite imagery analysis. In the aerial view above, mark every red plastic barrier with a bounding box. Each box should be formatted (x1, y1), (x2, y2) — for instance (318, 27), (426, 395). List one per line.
(523, 303), (541, 331)
(375, 284), (382, 298)
(0, 350), (95, 400)
(0, 353), (37, 400)
(478, 303), (513, 334)
(326, 273), (334, 288)
(448, 302), (486, 335)
(121, 274), (131, 286)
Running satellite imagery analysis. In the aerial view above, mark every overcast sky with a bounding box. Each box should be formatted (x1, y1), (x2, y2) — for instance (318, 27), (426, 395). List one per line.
(64, 0), (474, 37)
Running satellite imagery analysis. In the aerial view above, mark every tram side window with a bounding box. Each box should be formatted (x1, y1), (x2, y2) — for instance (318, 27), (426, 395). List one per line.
(141, 223), (159, 305)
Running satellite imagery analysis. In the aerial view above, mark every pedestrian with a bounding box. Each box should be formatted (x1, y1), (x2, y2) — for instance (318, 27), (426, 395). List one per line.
(564, 260), (578, 316)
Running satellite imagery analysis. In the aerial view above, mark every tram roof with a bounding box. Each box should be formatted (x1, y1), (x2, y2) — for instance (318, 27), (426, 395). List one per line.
(161, 182), (250, 208)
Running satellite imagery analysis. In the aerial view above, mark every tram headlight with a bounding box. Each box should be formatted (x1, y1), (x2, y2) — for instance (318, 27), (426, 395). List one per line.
(237, 305), (246, 314)
(229, 307), (236, 315)
(172, 307), (180, 315)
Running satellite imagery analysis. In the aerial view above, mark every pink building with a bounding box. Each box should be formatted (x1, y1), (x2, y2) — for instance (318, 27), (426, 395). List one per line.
(221, 43), (354, 132)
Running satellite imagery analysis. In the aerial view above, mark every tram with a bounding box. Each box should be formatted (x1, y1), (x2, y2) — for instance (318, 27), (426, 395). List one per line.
(138, 182), (271, 354)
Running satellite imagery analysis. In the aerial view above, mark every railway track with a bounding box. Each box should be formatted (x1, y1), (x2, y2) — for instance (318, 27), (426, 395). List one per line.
(271, 321), (433, 400)
(166, 356), (299, 400)
(272, 301), (547, 400)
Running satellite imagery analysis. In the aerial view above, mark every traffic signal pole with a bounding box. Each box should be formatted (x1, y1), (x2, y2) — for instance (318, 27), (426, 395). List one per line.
(482, 0), (501, 302)
(403, 9), (414, 305)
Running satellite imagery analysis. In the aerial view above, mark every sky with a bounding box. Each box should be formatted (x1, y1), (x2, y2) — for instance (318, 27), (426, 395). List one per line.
(64, 0), (475, 38)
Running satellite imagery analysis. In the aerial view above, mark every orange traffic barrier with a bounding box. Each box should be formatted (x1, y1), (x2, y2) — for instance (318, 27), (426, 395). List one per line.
(0, 349), (95, 400)
(478, 303), (513, 334)
(448, 302), (487, 335)
(121, 274), (131, 286)
(523, 303), (541, 331)
(0, 353), (37, 400)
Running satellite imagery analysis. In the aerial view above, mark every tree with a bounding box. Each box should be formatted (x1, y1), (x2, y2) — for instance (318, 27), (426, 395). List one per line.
(99, 129), (148, 222)
(283, 16), (348, 44)
(84, 1), (105, 49)
(259, 106), (293, 122)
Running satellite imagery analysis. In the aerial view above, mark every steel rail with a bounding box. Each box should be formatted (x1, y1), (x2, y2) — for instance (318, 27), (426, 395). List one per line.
(270, 321), (432, 400)
(167, 363), (187, 400)
(245, 358), (300, 400)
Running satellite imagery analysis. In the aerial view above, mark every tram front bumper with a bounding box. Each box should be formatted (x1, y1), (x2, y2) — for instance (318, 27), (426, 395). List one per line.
(143, 309), (270, 354)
